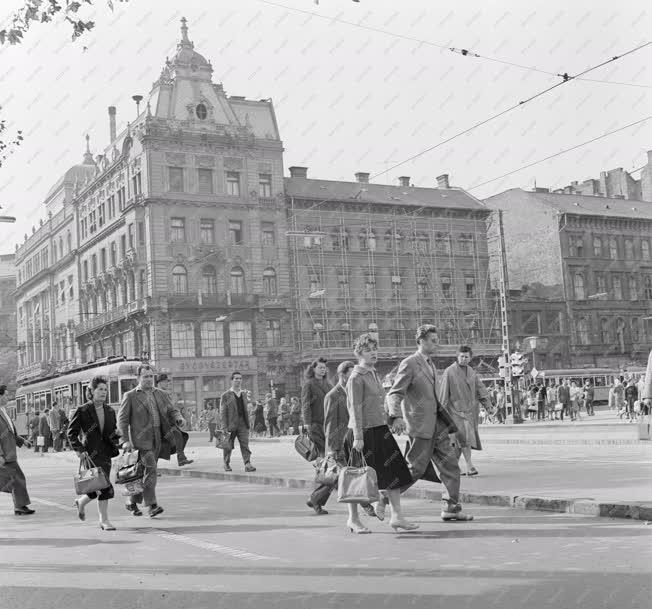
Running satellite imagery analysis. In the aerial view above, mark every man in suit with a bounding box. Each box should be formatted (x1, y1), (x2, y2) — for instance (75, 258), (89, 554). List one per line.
(0, 385), (35, 515)
(557, 379), (571, 422)
(38, 408), (52, 453)
(220, 371), (256, 473)
(118, 364), (185, 518)
(387, 325), (473, 522)
(156, 374), (193, 467)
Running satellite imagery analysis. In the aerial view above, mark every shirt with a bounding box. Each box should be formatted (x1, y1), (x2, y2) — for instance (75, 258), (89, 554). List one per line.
(234, 392), (246, 421)
(94, 404), (105, 434)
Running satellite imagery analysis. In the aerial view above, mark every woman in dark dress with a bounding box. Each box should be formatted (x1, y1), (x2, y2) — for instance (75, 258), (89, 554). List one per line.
(67, 375), (120, 530)
(253, 401), (267, 435)
(344, 333), (417, 534)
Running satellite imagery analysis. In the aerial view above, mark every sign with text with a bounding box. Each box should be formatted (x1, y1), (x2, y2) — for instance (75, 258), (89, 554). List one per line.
(164, 357), (258, 375)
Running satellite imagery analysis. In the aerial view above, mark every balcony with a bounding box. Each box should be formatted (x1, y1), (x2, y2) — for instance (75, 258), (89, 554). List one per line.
(258, 197), (277, 207)
(16, 361), (51, 383)
(77, 299), (145, 335)
(165, 293), (259, 308)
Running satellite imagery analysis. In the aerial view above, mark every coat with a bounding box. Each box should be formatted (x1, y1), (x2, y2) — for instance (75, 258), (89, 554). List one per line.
(438, 362), (490, 451)
(643, 350), (652, 401)
(323, 384), (348, 455)
(387, 352), (459, 440)
(301, 377), (333, 427)
(0, 407), (24, 463)
(38, 413), (51, 440)
(557, 385), (571, 406)
(67, 401), (120, 462)
(117, 386), (182, 461)
(220, 390), (250, 432)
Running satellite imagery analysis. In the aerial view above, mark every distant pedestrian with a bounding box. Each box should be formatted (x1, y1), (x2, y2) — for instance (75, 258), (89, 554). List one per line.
(264, 393), (279, 437)
(289, 396), (302, 434)
(156, 374), (193, 466)
(583, 381), (595, 416)
(278, 397), (290, 435)
(208, 405), (219, 443)
(624, 379), (638, 421)
(252, 401), (267, 435)
(28, 411), (40, 447)
(557, 380), (571, 422)
(537, 384), (547, 421)
(37, 408), (52, 453)
(68, 376), (120, 530)
(220, 372), (256, 473)
(495, 387), (506, 424)
(569, 381), (582, 421)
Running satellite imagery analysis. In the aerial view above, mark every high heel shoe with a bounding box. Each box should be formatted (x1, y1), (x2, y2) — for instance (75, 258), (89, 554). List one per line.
(346, 520), (371, 534)
(390, 520), (419, 532)
(99, 522), (116, 531)
(74, 499), (86, 522)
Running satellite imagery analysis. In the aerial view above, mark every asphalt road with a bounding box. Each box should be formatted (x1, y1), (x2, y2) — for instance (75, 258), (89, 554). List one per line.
(1, 452), (651, 609)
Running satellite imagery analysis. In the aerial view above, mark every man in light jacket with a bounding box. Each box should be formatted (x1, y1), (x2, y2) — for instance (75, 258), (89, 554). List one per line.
(387, 325), (472, 522)
(48, 402), (62, 452)
(220, 371), (256, 473)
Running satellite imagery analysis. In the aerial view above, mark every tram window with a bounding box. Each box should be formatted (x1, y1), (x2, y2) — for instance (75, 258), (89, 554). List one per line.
(16, 397), (26, 413)
(120, 378), (137, 396)
(110, 381), (119, 404)
(46, 393), (52, 408)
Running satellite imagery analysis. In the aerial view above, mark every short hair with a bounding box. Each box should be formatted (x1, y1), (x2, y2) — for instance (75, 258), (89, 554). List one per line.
(415, 324), (438, 344)
(0, 384), (6, 395)
(305, 357), (328, 379)
(458, 345), (473, 356)
(90, 375), (108, 390)
(337, 360), (355, 376)
(137, 364), (154, 377)
(353, 333), (378, 357)
(157, 373), (169, 383)
(231, 371), (242, 380)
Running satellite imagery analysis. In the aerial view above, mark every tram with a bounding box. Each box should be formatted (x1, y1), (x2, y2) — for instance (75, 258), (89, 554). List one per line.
(14, 356), (142, 437)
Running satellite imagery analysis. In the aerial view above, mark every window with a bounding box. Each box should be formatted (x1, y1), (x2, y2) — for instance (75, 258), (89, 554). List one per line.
(624, 239), (634, 260)
(333, 229), (344, 251)
(435, 233), (451, 255)
(83, 260), (89, 281)
(417, 274), (428, 299)
(645, 276), (652, 300)
(170, 217), (185, 242)
(172, 265), (187, 293)
(263, 267), (277, 297)
(89, 211), (96, 234)
(229, 220), (243, 245)
(201, 265), (217, 294)
(66, 231), (72, 252)
(595, 272), (606, 294)
(459, 234), (474, 255)
(309, 272), (321, 294)
(68, 275), (73, 298)
(139, 269), (146, 298)
(169, 167), (184, 192)
(629, 276), (638, 300)
(258, 173), (272, 198)
(197, 219), (215, 244)
(170, 321), (195, 357)
(98, 203), (105, 227)
(592, 236), (602, 257)
(198, 168), (213, 194)
(600, 318), (610, 343)
(128, 223), (134, 249)
(100, 248), (106, 271)
(196, 103), (207, 120)
(110, 241), (117, 266)
(230, 267), (245, 294)
(138, 222), (145, 245)
(609, 236), (618, 259)
(441, 275), (452, 299)
(632, 318), (640, 342)
(117, 186), (126, 211)
(465, 276), (476, 299)
(229, 321), (252, 355)
(265, 320), (281, 347)
(363, 274), (375, 299)
(200, 321), (224, 356)
(108, 195), (116, 218)
(91, 254), (97, 277)
(120, 235), (126, 258)
(573, 273), (585, 300)
(226, 171), (240, 196)
(416, 233), (429, 254)
(642, 240), (651, 261)
(58, 237), (63, 259)
(613, 276), (623, 300)
(132, 171), (142, 196)
(391, 274), (402, 300)
(569, 235), (583, 257)
(578, 317), (590, 345)
(261, 222), (275, 246)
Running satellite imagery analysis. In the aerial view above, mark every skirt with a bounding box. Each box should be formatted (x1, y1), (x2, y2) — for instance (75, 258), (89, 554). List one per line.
(343, 425), (412, 492)
(85, 455), (114, 501)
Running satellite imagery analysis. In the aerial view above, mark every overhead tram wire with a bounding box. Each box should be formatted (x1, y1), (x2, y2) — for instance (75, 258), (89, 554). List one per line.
(256, 0), (652, 89)
(285, 40), (652, 223)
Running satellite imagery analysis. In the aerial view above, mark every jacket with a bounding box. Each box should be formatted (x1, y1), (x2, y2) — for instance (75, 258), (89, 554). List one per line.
(301, 377), (333, 426)
(67, 401), (120, 461)
(387, 351), (459, 440)
(220, 390), (250, 432)
(38, 413), (51, 437)
(346, 365), (387, 441)
(557, 385), (571, 405)
(0, 407), (24, 463)
(323, 384), (348, 455)
(117, 386), (181, 460)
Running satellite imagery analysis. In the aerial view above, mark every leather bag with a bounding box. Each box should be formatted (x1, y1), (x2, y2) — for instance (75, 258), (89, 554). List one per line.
(313, 455), (339, 486)
(214, 429), (232, 450)
(294, 429), (317, 462)
(337, 451), (380, 504)
(74, 455), (110, 495)
(114, 450), (144, 485)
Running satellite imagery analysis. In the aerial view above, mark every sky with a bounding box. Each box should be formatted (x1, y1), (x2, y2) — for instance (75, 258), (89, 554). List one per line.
(0, 0), (650, 254)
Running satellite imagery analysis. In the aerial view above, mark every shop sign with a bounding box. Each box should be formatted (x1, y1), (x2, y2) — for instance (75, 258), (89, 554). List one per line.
(171, 357), (258, 374)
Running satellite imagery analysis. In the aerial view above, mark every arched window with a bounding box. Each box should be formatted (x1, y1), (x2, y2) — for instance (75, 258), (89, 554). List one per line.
(128, 272), (136, 302)
(230, 267), (245, 294)
(263, 267), (277, 297)
(578, 317), (589, 345)
(632, 318), (640, 342)
(600, 318), (610, 343)
(202, 265), (217, 294)
(384, 230), (393, 252)
(172, 265), (187, 293)
(66, 231), (72, 252)
(573, 273), (585, 300)
(59, 237), (64, 259)
(359, 229), (368, 251)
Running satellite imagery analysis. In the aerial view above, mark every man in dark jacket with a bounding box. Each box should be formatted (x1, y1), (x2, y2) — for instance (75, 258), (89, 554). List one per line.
(557, 380), (571, 422)
(220, 371), (256, 473)
(156, 374), (193, 467)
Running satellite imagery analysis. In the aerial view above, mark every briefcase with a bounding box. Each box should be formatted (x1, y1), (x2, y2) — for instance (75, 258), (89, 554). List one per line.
(114, 450), (144, 484)
(313, 455), (339, 486)
(214, 429), (232, 450)
(74, 455), (109, 495)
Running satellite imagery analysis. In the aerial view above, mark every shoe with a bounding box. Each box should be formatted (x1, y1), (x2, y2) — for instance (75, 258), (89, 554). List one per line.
(178, 459), (194, 466)
(389, 519), (419, 532)
(99, 522), (116, 531)
(374, 500), (386, 521)
(306, 501), (328, 515)
(224, 464), (232, 472)
(126, 503), (143, 516)
(346, 520), (371, 534)
(149, 505), (164, 518)
(467, 468), (479, 476)
(361, 504), (377, 519)
(74, 499), (86, 521)
(14, 506), (35, 516)
(244, 463), (256, 472)
(441, 510), (474, 521)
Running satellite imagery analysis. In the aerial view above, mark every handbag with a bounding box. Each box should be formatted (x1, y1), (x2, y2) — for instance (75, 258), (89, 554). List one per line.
(114, 450), (144, 484)
(214, 429), (232, 450)
(118, 477), (145, 497)
(74, 455), (110, 495)
(36, 435), (45, 447)
(554, 403), (563, 412)
(294, 429), (317, 462)
(337, 450), (380, 504)
(313, 455), (339, 486)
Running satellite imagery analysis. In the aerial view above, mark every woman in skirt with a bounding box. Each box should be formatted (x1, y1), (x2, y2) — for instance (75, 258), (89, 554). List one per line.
(343, 333), (418, 534)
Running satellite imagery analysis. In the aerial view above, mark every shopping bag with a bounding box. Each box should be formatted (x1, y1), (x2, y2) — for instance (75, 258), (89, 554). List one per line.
(36, 435), (45, 447)
(294, 429), (317, 462)
(114, 450), (144, 484)
(74, 455), (109, 495)
(118, 477), (145, 497)
(214, 429), (232, 450)
(337, 451), (380, 504)
(313, 455), (339, 486)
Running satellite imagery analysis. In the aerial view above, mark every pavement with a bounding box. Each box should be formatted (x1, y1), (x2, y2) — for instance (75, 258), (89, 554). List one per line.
(1, 452), (651, 609)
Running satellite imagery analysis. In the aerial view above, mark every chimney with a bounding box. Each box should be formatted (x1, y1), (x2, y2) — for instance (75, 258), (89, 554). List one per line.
(289, 166), (308, 179)
(398, 176), (410, 187)
(108, 106), (117, 142)
(355, 172), (370, 183)
(436, 174), (450, 189)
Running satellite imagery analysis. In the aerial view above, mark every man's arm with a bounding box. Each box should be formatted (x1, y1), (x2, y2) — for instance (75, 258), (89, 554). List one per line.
(386, 358), (413, 418)
(219, 393), (229, 430)
(116, 392), (132, 445)
(323, 391), (336, 452)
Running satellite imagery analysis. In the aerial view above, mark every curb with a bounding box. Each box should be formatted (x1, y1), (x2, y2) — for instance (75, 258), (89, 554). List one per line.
(157, 467), (651, 522)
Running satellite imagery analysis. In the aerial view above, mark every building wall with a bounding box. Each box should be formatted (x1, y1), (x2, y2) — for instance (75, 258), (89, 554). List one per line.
(0, 255), (17, 390)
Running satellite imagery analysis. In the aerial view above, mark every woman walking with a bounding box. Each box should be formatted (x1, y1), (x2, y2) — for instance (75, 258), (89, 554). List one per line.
(67, 376), (120, 530)
(344, 333), (417, 534)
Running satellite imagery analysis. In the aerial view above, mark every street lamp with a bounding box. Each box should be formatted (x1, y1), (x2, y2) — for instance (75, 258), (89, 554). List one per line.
(524, 336), (549, 373)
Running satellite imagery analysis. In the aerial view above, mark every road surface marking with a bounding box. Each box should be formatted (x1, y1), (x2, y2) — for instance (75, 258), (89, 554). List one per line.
(31, 497), (73, 511)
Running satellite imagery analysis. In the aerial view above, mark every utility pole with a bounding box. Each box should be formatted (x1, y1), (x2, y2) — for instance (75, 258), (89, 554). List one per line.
(496, 210), (523, 424)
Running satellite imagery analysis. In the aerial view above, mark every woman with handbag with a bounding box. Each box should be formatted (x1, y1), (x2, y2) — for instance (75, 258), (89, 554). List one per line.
(67, 376), (120, 530)
(343, 333), (417, 534)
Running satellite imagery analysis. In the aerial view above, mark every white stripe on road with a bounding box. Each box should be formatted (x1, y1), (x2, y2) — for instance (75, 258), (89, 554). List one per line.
(151, 529), (276, 561)
(31, 497), (74, 511)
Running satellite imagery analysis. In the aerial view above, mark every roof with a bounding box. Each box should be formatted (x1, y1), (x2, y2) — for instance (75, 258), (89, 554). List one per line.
(45, 162), (97, 202)
(488, 188), (652, 221)
(284, 178), (487, 212)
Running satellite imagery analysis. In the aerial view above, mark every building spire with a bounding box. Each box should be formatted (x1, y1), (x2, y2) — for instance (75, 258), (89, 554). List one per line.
(83, 133), (94, 164)
(179, 16), (192, 47)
